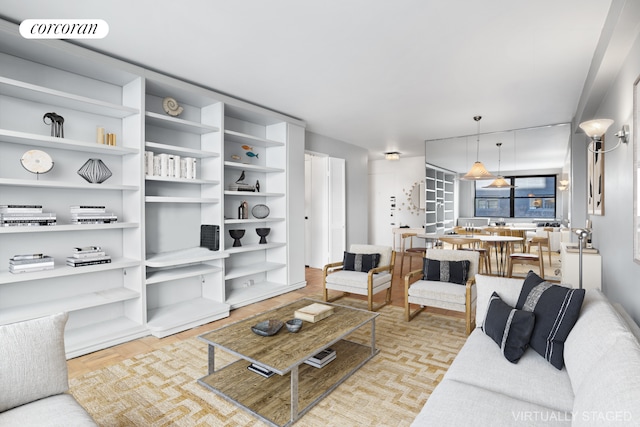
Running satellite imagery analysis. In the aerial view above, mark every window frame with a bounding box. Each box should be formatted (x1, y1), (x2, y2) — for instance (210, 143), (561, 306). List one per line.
(473, 174), (557, 218)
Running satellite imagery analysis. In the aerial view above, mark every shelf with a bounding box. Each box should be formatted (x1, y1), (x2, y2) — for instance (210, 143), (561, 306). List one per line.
(145, 141), (220, 158)
(146, 111), (220, 134)
(224, 161), (284, 173)
(0, 286), (141, 324)
(223, 190), (284, 197)
(146, 263), (223, 285)
(146, 247), (228, 268)
(0, 258), (140, 284)
(147, 297), (229, 338)
(225, 281), (305, 309)
(0, 222), (139, 234)
(225, 261), (285, 280)
(145, 196), (219, 203)
(0, 76), (139, 118)
(224, 130), (284, 148)
(65, 317), (149, 359)
(0, 129), (139, 154)
(224, 242), (286, 254)
(0, 178), (138, 191)
(145, 175), (220, 185)
(224, 218), (284, 224)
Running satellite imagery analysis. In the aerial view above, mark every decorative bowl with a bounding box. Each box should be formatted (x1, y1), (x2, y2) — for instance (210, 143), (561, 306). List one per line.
(252, 204), (270, 219)
(285, 318), (303, 333)
(229, 229), (245, 247)
(256, 227), (271, 244)
(251, 319), (283, 336)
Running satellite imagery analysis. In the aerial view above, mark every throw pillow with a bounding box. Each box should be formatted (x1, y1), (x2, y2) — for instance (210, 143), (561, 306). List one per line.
(515, 271), (585, 369)
(343, 251), (380, 272)
(482, 292), (536, 363)
(422, 258), (470, 285)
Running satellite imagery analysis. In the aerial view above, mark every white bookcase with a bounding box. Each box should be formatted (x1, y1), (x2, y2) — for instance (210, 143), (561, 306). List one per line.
(0, 19), (306, 355)
(0, 36), (147, 358)
(424, 163), (456, 235)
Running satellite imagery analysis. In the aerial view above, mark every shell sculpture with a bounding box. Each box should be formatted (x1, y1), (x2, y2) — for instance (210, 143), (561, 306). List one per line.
(162, 97), (184, 117)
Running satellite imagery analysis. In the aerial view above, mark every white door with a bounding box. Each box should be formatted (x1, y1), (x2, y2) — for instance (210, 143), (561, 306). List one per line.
(328, 157), (346, 263)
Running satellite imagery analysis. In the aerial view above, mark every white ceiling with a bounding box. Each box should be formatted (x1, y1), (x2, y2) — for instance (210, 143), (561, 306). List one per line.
(0, 1), (613, 169)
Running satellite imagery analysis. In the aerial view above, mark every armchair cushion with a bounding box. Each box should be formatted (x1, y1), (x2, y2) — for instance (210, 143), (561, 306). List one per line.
(516, 271), (585, 369)
(0, 312), (69, 412)
(422, 258), (470, 285)
(343, 251), (380, 272)
(482, 292), (535, 363)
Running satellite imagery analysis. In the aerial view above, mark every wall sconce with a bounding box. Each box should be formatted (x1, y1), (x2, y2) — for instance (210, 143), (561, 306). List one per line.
(578, 119), (629, 154)
(384, 151), (400, 161)
(558, 179), (570, 191)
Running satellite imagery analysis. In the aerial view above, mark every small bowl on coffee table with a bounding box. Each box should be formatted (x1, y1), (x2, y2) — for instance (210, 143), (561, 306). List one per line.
(285, 318), (303, 333)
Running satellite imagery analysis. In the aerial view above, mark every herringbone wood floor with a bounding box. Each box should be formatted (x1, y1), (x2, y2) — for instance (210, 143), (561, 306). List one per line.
(67, 248), (560, 379)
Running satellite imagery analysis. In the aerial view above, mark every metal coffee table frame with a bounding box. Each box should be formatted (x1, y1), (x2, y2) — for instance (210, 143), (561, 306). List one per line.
(197, 298), (379, 426)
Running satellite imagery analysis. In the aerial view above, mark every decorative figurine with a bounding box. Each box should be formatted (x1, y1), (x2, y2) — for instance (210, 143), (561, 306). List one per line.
(162, 97), (183, 116)
(43, 112), (64, 137)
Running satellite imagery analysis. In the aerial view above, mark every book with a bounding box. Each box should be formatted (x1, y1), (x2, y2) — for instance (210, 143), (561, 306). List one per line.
(73, 246), (102, 253)
(10, 261), (54, 270)
(9, 264), (54, 274)
(71, 251), (106, 259)
(304, 348), (336, 368)
(0, 205), (42, 213)
(69, 205), (106, 213)
(11, 253), (45, 260)
(10, 256), (54, 265)
(247, 364), (275, 378)
(66, 258), (112, 267)
(294, 303), (335, 323)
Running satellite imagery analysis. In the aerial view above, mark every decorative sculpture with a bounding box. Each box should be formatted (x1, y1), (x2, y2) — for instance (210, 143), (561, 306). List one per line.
(43, 112), (64, 137)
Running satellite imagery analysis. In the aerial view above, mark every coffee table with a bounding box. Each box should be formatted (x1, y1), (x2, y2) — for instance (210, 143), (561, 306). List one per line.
(197, 298), (379, 426)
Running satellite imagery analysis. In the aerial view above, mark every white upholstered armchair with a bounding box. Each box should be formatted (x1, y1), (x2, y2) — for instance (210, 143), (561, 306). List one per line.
(404, 249), (479, 334)
(323, 244), (396, 312)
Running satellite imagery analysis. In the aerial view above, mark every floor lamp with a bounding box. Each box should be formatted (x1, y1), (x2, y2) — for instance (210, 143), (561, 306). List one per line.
(575, 229), (589, 289)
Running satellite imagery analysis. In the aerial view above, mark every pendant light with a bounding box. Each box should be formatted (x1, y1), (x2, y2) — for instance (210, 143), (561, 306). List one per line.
(483, 142), (516, 188)
(461, 116), (497, 180)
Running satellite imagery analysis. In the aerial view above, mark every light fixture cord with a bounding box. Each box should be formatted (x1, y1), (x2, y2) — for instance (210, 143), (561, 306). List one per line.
(474, 116), (482, 161)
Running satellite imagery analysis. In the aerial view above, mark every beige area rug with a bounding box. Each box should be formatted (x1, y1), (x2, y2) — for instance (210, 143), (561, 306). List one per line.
(69, 302), (467, 427)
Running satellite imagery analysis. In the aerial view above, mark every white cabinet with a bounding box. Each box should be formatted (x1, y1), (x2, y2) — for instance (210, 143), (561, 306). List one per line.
(425, 163), (456, 234)
(0, 43), (147, 358)
(0, 19), (305, 353)
(560, 242), (602, 290)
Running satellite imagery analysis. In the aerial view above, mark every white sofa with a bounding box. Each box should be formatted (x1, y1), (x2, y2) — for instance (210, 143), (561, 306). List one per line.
(0, 313), (97, 426)
(412, 274), (640, 426)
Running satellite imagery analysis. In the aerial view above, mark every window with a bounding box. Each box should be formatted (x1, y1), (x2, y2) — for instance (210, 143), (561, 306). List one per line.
(474, 175), (556, 218)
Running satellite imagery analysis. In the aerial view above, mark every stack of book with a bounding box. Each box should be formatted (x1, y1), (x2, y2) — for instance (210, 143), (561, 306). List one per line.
(70, 206), (117, 224)
(9, 254), (55, 274)
(66, 246), (111, 267)
(304, 348), (336, 368)
(228, 183), (255, 192)
(247, 363), (275, 378)
(1, 205), (56, 227)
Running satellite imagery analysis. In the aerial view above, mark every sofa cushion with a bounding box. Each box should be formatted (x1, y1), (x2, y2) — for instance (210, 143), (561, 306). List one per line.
(411, 379), (572, 426)
(516, 271), (585, 369)
(408, 280), (469, 306)
(422, 258), (470, 285)
(482, 292), (535, 363)
(564, 290), (637, 394)
(343, 251), (380, 272)
(443, 330), (575, 412)
(572, 334), (640, 426)
(325, 270), (392, 295)
(0, 312), (69, 413)
(475, 274), (524, 327)
(0, 393), (97, 426)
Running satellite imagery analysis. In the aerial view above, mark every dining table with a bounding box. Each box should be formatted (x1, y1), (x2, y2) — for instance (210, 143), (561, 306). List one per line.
(418, 233), (523, 277)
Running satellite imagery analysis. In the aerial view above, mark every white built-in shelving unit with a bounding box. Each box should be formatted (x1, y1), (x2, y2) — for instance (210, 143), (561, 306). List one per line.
(424, 163), (456, 235)
(0, 19), (306, 355)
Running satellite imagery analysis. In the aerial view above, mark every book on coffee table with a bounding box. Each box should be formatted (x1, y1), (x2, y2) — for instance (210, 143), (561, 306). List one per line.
(294, 303), (334, 323)
(304, 348), (336, 368)
(247, 363), (275, 378)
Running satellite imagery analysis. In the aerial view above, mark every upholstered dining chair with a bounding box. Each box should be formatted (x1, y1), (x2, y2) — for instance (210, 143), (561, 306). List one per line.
(323, 244), (396, 311)
(404, 249), (479, 334)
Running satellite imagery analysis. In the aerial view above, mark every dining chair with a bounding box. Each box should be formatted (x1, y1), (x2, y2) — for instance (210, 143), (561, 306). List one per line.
(527, 229), (552, 267)
(507, 239), (544, 278)
(399, 232), (428, 274)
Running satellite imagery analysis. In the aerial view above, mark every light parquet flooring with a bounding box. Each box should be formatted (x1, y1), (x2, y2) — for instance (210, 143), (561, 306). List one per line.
(67, 248), (561, 379)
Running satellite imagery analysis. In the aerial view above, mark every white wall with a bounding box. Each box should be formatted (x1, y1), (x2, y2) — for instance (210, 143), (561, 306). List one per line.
(369, 156), (426, 247)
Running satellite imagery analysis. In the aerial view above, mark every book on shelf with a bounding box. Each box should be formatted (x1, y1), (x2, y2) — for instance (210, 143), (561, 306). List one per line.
(66, 257), (112, 267)
(10, 255), (54, 265)
(73, 246), (102, 253)
(304, 348), (336, 368)
(0, 205), (43, 213)
(247, 363), (275, 378)
(69, 205), (106, 213)
(294, 303), (335, 323)
(71, 251), (106, 259)
(11, 253), (45, 261)
(9, 264), (54, 274)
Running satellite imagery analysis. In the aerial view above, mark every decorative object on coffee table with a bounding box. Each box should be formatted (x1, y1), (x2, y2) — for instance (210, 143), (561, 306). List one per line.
(77, 158), (112, 184)
(229, 229), (245, 247)
(285, 318), (302, 333)
(256, 227), (270, 244)
(251, 319), (283, 336)
(20, 150), (54, 179)
(251, 204), (269, 219)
